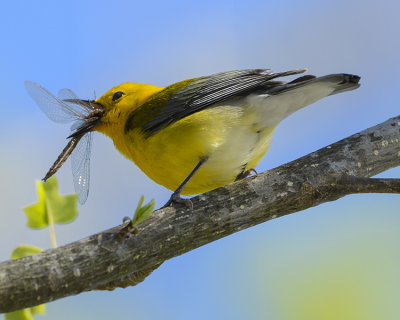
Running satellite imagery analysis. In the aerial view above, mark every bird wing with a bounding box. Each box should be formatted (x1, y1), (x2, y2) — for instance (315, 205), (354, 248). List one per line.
(138, 68), (309, 135)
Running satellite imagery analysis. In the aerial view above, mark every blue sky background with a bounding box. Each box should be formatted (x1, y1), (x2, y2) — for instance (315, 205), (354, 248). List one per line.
(1, 0), (400, 319)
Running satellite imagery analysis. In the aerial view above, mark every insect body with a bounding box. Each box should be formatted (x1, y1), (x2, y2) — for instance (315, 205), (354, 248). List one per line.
(25, 82), (105, 204)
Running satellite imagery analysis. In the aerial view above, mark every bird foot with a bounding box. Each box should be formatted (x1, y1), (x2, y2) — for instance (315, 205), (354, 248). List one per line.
(161, 192), (193, 211)
(235, 168), (258, 181)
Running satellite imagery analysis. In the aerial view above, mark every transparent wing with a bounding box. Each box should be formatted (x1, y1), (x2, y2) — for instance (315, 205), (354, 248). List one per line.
(58, 88), (97, 113)
(70, 120), (86, 132)
(71, 132), (92, 204)
(24, 81), (87, 123)
(57, 88), (81, 101)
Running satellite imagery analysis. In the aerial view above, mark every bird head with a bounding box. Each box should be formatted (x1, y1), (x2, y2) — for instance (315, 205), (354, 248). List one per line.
(93, 82), (163, 137)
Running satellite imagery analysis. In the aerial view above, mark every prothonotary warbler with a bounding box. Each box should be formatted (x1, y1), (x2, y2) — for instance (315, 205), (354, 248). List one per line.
(25, 68), (360, 207)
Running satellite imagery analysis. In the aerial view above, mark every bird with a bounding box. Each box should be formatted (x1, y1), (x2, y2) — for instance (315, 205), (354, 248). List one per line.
(25, 68), (360, 207)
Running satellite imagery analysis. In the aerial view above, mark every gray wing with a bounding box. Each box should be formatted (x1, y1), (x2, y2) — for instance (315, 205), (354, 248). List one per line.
(263, 73), (361, 96)
(142, 68), (308, 134)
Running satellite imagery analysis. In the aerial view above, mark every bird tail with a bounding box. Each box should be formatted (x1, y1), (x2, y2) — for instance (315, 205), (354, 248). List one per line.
(247, 72), (361, 128)
(268, 73), (361, 96)
(324, 74), (361, 95)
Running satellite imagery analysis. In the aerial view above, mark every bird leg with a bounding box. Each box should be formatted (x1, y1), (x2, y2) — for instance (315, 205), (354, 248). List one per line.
(235, 168), (258, 181)
(162, 157), (208, 210)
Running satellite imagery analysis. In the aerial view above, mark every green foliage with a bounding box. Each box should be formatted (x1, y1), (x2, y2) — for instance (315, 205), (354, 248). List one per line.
(23, 176), (78, 228)
(5, 246), (46, 319)
(132, 195), (155, 227)
(4, 306), (45, 320)
(6, 176), (78, 317)
(11, 245), (42, 260)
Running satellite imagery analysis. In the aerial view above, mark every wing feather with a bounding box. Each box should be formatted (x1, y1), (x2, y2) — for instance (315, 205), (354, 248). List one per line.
(142, 69), (307, 134)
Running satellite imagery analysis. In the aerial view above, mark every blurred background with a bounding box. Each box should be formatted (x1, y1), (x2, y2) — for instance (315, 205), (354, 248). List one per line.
(1, 0), (400, 319)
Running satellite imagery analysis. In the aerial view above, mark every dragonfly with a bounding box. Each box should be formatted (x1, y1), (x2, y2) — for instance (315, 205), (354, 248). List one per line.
(25, 81), (105, 204)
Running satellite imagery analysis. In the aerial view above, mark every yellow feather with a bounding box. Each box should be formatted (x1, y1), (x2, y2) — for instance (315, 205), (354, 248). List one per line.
(93, 72), (360, 196)
(95, 83), (275, 195)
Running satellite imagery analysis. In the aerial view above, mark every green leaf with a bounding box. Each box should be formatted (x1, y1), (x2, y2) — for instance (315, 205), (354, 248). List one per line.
(4, 304), (46, 320)
(5, 246), (46, 320)
(23, 181), (47, 228)
(131, 196), (155, 226)
(42, 176), (78, 224)
(30, 305), (45, 316)
(5, 309), (34, 320)
(11, 245), (43, 260)
(23, 176), (78, 229)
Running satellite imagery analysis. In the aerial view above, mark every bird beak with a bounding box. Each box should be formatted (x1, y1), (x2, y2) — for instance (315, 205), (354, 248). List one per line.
(67, 99), (106, 138)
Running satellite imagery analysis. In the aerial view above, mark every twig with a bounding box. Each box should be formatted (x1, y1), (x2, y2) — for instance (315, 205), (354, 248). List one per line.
(0, 116), (399, 313)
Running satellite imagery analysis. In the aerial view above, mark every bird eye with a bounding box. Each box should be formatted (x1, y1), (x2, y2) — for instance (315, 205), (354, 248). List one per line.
(112, 91), (125, 101)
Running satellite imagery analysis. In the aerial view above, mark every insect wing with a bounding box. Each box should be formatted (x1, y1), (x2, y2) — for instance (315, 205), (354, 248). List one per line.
(24, 81), (86, 123)
(71, 132), (93, 204)
(70, 120), (86, 132)
(58, 88), (96, 113)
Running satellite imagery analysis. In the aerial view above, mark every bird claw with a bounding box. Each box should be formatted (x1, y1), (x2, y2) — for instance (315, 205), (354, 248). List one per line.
(161, 193), (193, 211)
(235, 168), (258, 181)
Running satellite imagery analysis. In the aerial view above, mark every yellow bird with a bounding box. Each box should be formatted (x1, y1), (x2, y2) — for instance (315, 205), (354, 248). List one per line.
(25, 69), (360, 207)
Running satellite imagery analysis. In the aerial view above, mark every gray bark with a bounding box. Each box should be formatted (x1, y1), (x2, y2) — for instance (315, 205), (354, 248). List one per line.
(1, 116), (400, 313)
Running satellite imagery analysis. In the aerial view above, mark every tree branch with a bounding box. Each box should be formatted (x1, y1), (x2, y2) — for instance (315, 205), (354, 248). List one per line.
(1, 116), (400, 313)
